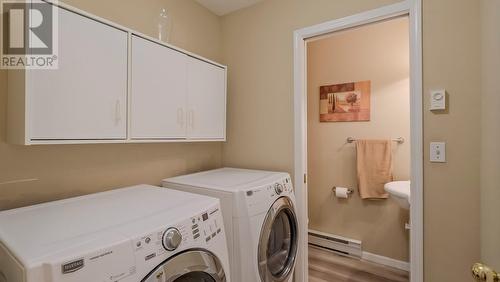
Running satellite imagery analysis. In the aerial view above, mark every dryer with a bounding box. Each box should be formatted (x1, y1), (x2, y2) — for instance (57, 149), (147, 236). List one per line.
(0, 185), (230, 282)
(162, 168), (298, 282)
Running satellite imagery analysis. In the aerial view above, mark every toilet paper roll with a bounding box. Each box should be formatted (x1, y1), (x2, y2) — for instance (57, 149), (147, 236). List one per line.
(335, 187), (350, 199)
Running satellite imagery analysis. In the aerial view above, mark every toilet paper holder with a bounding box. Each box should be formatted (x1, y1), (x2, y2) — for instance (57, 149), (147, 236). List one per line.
(332, 187), (354, 194)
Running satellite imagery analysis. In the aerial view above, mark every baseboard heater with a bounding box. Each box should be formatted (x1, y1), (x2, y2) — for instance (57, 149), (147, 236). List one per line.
(308, 229), (362, 258)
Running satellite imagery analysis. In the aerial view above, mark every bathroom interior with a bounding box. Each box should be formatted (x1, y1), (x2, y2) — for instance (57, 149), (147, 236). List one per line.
(306, 17), (411, 282)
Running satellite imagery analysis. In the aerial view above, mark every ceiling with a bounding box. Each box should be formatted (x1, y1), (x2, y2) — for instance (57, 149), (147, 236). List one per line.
(195, 0), (264, 16)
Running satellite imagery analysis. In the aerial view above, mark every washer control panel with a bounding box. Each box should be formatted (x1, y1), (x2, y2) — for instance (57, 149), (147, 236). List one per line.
(132, 203), (223, 275)
(190, 206), (222, 244)
(162, 228), (182, 251)
(128, 203), (225, 281)
(132, 224), (190, 263)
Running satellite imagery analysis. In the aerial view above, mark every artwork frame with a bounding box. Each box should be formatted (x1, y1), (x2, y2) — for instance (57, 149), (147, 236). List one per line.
(319, 80), (371, 122)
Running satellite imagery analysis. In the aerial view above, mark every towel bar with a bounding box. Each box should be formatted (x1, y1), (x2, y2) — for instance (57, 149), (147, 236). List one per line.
(346, 137), (404, 144)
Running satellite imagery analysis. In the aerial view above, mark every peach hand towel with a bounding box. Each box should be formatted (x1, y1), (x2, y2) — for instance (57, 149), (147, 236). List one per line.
(356, 140), (393, 199)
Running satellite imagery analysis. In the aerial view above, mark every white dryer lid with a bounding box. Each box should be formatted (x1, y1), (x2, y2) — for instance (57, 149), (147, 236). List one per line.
(0, 185), (216, 267)
(162, 167), (289, 192)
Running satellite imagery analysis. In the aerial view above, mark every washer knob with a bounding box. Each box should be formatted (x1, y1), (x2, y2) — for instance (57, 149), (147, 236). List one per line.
(162, 228), (182, 251)
(274, 183), (284, 195)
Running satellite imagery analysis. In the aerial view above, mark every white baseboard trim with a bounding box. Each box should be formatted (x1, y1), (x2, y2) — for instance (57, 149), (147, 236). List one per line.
(361, 251), (410, 272)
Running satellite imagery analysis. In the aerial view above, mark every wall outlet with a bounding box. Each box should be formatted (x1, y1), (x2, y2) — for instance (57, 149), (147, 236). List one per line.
(430, 142), (446, 163)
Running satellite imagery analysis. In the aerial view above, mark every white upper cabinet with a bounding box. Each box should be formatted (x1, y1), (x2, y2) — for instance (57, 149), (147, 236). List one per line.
(7, 2), (226, 145)
(131, 36), (188, 139)
(29, 6), (128, 140)
(131, 37), (226, 141)
(187, 58), (226, 140)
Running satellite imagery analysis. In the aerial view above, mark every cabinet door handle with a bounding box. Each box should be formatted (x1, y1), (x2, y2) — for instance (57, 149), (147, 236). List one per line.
(177, 108), (184, 127)
(188, 110), (194, 129)
(115, 99), (121, 125)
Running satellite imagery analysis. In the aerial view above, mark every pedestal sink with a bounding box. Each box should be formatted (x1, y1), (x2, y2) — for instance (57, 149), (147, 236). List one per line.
(384, 181), (410, 210)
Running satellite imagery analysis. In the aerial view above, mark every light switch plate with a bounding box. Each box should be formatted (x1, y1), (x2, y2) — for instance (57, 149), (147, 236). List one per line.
(430, 89), (446, 110)
(430, 142), (446, 163)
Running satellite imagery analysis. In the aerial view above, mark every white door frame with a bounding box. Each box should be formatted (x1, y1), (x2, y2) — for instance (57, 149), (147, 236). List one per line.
(293, 1), (423, 281)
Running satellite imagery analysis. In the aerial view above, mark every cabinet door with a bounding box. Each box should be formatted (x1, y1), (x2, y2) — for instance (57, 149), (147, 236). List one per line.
(29, 6), (128, 140)
(130, 36), (187, 139)
(187, 58), (226, 139)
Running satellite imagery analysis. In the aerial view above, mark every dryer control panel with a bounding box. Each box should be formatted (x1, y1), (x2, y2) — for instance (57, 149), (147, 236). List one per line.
(244, 175), (294, 216)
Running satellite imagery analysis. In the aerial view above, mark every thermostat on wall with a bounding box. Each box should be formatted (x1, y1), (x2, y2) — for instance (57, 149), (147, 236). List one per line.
(430, 89), (446, 111)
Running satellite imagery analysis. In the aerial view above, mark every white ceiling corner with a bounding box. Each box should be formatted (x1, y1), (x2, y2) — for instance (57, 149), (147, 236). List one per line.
(195, 0), (264, 16)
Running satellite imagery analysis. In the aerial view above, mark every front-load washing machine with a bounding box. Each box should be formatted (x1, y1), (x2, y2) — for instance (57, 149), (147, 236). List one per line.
(162, 168), (298, 282)
(0, 185), (230, 282)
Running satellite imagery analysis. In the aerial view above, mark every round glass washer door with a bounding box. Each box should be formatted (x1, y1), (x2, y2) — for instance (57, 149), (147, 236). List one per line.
(258, 197), (298, 281)
(142, 249), (226, 282)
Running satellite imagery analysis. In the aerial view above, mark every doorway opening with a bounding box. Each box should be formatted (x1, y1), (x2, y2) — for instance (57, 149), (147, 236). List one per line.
(293, 1), (423, 282)
(307, 16), (410, 282)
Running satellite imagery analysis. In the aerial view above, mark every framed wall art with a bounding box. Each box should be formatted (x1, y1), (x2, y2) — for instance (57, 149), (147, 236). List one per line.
(319, 80), (371, 122)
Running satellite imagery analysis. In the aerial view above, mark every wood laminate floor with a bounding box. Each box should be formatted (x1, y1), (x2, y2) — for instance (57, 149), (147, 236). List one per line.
(308, 246), (410, 282)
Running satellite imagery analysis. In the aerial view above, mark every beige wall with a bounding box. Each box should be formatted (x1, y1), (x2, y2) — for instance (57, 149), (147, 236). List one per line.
(307, 18), (410, 261)
(480, 0), (500, 270)
(221, 0), (400, 173)
(0, 0), (223, 210)
(222, 0), (482, 281)
(60, 0), (223, 62)
(423, 0), (481, 281)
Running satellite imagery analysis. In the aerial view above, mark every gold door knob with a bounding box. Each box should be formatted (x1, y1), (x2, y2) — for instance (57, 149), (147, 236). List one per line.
(472, 263), (499, 282)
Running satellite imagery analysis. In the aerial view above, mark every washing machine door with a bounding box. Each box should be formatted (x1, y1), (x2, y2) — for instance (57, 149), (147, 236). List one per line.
(258, 197), (298, 282)
(142, 250), (226, 282)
